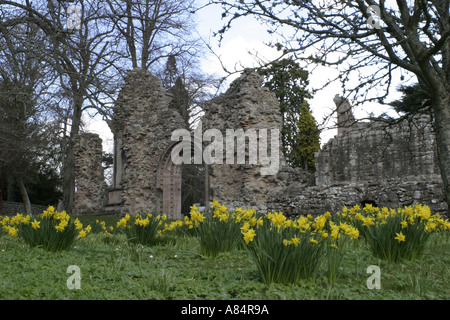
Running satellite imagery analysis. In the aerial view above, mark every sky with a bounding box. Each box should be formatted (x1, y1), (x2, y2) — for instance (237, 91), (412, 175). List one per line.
(86, 1), (405, 152)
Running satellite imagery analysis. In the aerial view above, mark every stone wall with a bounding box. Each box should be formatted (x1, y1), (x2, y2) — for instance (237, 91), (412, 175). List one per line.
(272, 178), (446, 217)
(334, 95), (356, 135)
(202, 73), (311, 208)
(294, 110), (447, 217)
(73, 71), (447, 219)
(110, 68), (187, 217)
(0, 201), (49, 216)
(315, 115), (440, 186)
(74, 132), (108, 215)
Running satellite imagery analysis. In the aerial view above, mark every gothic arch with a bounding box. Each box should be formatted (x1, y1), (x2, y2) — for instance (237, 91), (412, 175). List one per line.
(156, 138), (208, 219)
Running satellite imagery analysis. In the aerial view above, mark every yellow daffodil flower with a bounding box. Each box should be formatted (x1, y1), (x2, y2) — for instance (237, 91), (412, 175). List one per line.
(394, 232), (406, 243)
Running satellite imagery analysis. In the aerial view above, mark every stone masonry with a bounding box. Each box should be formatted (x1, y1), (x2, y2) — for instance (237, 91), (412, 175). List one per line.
(106, 68), (187, 218)
(285, 98), (447, 217)
(74, 70), (448, 218)
(73, 132), (107, 215)
(201, 73), (311, 210)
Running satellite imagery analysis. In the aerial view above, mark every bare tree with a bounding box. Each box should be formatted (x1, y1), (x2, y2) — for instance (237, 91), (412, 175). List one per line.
(102, 0), (218, 143)
(0, 0), (216, 212)
(213, 0), (450, 210)
(0, 19), (52, 214)
(105, 0), (200, 71)
(0, 0), (122, 212)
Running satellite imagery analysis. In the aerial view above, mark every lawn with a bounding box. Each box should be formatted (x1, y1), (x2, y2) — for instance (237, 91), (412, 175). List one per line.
(0, 215), (448, 300)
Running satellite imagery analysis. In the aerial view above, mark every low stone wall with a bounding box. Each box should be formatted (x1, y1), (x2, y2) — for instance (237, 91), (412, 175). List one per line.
(0, 201), (50, 216)
(216, 175), (447, 218)
(279, 176), (447, 217)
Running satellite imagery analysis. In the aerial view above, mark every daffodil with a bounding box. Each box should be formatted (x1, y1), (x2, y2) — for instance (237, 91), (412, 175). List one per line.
(256, 218), (264, 226)
(210, 200), (220, 208)
(291, 236), (300, 246)
(241, 222), (250, 233)
(270, 212), (286, 226)
(74, 219), (83, 230)
(243, 229), (256, 244)
(31, 220), (41, 230)
(55, 220), (68, 232)
(348, 228), (359, 239)
(404, 207), (413, 216)
(117, 218), (127, 229)
(8, 226), (18, 237)
(314, 215), (327, 230)
(419, 206), (431, 220)
(331, 228), (340, 240)
(363, 217), (374, 227)
(394, 232), (406, 243)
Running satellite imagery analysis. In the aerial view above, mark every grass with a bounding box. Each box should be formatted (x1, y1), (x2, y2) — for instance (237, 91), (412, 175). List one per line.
(0, 217), (448, 300)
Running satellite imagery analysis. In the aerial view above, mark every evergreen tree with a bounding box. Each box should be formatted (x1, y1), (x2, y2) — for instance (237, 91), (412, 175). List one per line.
(168, 77), (191, 130)
(389, 83), (432, 116)
(296, 101), (320, 172)
(163, 55), (179, 89)
(256, 58), (312, 167)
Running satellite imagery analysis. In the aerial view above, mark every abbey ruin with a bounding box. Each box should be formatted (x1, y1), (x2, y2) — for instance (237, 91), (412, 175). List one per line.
(74, 68), (448, 218)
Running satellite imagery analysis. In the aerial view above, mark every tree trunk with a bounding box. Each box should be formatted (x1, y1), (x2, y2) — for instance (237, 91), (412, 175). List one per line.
(16, 176), (31, 215)
(62, 93), (83, 213)
(62, 146), (76, 213)
(432, 91), (450, 214)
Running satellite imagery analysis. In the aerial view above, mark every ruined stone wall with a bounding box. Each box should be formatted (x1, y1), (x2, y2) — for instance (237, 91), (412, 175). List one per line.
(315, 115), (440, 186)
(0, 201), (49, 216)
(202, 73), (311, 209)
(74, 71), (447, 219)
(74, 132), (107, 215)
(273, 179), (446, 217)
(111, 68), (186, 216)
(294, 114), (447, 217)
(334, 95), (356, 135)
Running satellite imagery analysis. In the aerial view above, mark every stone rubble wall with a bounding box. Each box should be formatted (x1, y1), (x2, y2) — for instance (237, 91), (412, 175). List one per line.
(74, 132), (108, 215)
(0, 201), (49, 216)
(73, 70), (448, 219)
(272, 177), (446, 217)
(315, 115), (440, 186)
(112, 68), (186, 215)
(202, 73), (311, 207)
(210, 112), (447, 218)
(282, 114), (447, 218)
